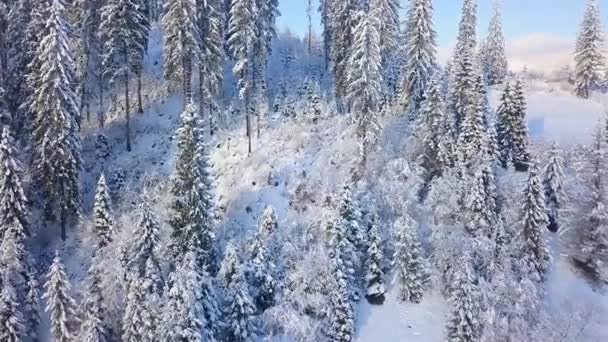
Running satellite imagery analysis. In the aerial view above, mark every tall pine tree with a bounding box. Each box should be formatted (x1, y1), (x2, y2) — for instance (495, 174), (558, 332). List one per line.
(481, 0), (508, 86)
(543, 143), (565, 233)
(574, 0), (603, 99)
(44, 252), (79, 342)
(101, 0), (149, 151)
(400, 0), (437, 115)
(27, 0), (82, 240)
(94, 173), (115, 248)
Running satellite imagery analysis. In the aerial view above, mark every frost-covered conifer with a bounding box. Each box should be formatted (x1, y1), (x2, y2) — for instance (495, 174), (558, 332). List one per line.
(94, 173), (115, 248)
(249, 241), (276, 312)
(449, 0), (477, 132)
(481, 1), (507, 86)
(373, 0), (400, 63)
(577, 129), (608, 278)
(101, 0), (149, 151)
(327, 247), (355, 342)
(330, 0), (359, 108)
(0, 280), (25, 342)
(44, 252), (79, 342)
(464, 162), (497, 238)
(446, 256), (481, 342)
(334, 185), (362, 301)
(24, 272), (40, 340)
(457, 73), (487, 168)
(28, 0), (81, 240)
(400, 0), (437, 115)
(196, 0), (224, 135)
(0, 126), (29, 240)
(520, 163), (551, 280)
(122, 277), (158, 342)
(364, 213), (386, 303)
(219, 242), (240, 288)
(392, 213), (426, 303)
(346, 6), (382, 162)
(125, 197), (163, 290)
(169, 102), (216, 267)
(511, 81), (530, 171)
(79, 255), (108, 342)
(225, 264), (256, 342)
(417, 77), (453, 177)
(496, 82), (515, 168)
(543, 143), (565, 233)
(574, 0), (604, 99)
(162, 0), (202, 101)
(162, 251), (217, 341)
(227, 0), (256, 153)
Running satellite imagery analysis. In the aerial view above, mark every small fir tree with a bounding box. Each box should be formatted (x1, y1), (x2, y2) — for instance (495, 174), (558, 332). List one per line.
(392, 213), (426, 303)
(543, 143), (565, 233)
(364, 213), (386, 304)
(44, 252), (79, 342)
(446, 256), (481, 342)
(93, 173), (115, 248)
(519, 163), (551, 280)
(225, 264), (256, 342)
(574, 0), (604, 99)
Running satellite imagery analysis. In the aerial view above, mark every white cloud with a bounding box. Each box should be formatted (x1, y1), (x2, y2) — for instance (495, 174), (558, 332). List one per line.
(506, 33), (575, 73)
(437, 32), (579, 74)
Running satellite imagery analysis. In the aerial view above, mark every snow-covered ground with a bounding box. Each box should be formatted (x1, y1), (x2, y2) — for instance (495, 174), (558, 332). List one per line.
(63, 62), (608, 341)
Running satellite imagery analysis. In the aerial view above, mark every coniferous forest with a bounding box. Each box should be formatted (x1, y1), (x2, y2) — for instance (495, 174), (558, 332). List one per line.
(0, 0), (607, 341)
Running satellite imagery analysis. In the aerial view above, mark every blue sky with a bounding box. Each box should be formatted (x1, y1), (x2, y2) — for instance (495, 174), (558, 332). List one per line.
(277, 0), (601, 46)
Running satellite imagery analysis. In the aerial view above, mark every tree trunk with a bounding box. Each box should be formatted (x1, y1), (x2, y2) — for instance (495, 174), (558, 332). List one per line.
(252, 51), (260, 138)
(137, 67), (144, 114)
(99, 71), (105, 129)
(246, 109), (252, 155)
(60, 208), (66, 241)
(125, 54), (131, 152)
(80, 70), (88, 123)
(198, 66), (205, 128)
(184, 56), (192, 105)
(209, 78), (214, 136)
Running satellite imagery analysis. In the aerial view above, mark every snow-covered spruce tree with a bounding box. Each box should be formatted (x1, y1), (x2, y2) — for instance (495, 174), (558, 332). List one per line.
(330, 0), (359, 110)
(543, 143), (565, 233)
(225, 262), (256, 342)
(520, 163), (551, 280)
(94, 173), (115, 248)
(74, 0), (105, 124)
(227, 0), (256, 153)
(24, 271), (40, 340)
(125, 197), (163, 289)
(319, 0), (333, 71)
(122, 277), (159, 342)
(464, 162), (496, 238)
(28, 0), (81, 240)
(481, 0), (508, 86)
(417, 76), (453, 178)
(44, 252), (79, 342)
(400, 0), (437, 115)
(456, 72), (488, 169)
(496, 82), (515, 168)
(219, 241), (240, 289)
(364, 213), (386, 304)
(576, 129), (608, 278)
(79, 255), (108, 342)
(162, 251), (217, 341)
(574, 0), (604, 99)
(162, 0), (202, 102)
(511, 80), (530, 171)
(346, 6), (382, 166)
(335, 184), (363, 300)
(449, 0), (477, 132)
(249, 239), (277, 312)
(327, 247), (355, 342)
(392, 212), (426, 303)
(101, 0), (149, 151)
(373, 0), (399, 63)
(0, 279), (25, 342)
(445, 255), (482, 342)
(0, 126), (29, 241)
(169, 102), (216, 268)
(4, 0), (34, 128)
(196, 0), (224, 135)
(251, 0), (279, 136)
